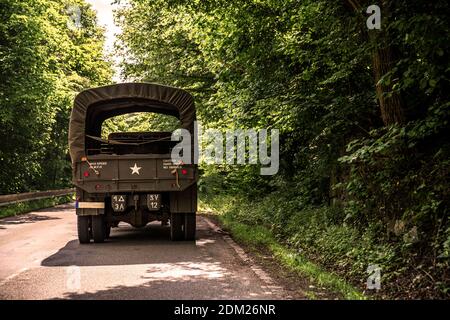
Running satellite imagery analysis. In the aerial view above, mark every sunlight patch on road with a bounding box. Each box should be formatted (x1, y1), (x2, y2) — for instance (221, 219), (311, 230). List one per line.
(195, 239), (216, 247)
(143, 262), (225, 281)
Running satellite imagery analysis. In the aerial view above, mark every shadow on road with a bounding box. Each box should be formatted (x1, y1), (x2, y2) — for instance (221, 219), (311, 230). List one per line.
(0, 213), (60, 226)
(54, 246), (265, 299)
(41, 223), (216, 267)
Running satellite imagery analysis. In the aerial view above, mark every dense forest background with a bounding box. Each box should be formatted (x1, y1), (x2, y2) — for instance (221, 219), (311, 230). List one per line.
(0, 0), (111, 193)
(1, 0), (449, 298)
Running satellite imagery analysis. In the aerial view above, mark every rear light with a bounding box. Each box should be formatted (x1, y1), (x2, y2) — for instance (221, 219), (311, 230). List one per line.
(83, 171), (90, 177)
(181, 169), (188, 175)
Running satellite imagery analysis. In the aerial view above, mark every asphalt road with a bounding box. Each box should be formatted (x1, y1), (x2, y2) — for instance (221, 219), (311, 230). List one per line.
(0, 203), (292, 299)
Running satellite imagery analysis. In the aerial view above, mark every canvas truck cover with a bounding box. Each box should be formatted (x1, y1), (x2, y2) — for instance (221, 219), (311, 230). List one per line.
(68, 83), (196, 165)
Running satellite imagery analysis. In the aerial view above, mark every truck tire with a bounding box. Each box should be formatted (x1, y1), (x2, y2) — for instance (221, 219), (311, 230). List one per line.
(170, 212), (184, 241)
(92, 215), (105, 243)
(77, 216), (91, 244)
(184, 212), (196, 241)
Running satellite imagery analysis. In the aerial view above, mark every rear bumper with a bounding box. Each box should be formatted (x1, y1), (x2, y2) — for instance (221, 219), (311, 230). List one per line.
(75, 183), (197, 216)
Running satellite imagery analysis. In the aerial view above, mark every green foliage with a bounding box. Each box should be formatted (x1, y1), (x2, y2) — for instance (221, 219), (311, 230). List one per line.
(0, 0), (112, 194)
(102, 112), (180, 138)
(117, 0), (449, 298)
(0, 0), (446, 299)
(212, 203), (364, 300)
(205, 191), (447, 298)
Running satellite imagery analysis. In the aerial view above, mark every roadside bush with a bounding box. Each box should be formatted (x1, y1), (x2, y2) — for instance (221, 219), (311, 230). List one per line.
(202, 186), (449, 298)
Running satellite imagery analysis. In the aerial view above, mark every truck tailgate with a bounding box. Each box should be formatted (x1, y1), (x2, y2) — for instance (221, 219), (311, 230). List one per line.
(75, 155), (196, 193)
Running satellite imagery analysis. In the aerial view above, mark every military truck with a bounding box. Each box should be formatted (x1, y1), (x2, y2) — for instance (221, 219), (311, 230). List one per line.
(68, 83), (197, 243)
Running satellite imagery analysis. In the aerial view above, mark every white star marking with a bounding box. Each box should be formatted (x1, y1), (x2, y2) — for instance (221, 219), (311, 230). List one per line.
(130, 163), (142, 175)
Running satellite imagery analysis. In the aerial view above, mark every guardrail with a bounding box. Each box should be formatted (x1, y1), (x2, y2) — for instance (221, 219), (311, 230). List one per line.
(0, 188), (75, 207)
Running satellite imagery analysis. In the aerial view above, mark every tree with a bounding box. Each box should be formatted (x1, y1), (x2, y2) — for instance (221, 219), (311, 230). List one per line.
(0, 0), (112, 193)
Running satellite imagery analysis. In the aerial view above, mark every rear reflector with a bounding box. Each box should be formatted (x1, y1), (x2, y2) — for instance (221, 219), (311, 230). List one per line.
(76, 202), (105, 209)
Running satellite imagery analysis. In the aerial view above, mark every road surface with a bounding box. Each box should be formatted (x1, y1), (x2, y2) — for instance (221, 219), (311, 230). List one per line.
(0, 203), (294, 299)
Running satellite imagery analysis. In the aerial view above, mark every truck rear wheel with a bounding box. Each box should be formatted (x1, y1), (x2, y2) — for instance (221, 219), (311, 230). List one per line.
(77, 216), (91, 244)
(92, 215), (105, 243)
(184, 212), (196, 241)
(170, 212), (184, 241)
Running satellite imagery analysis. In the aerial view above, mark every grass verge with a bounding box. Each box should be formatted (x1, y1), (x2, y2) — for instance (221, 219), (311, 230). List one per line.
(201, 201), (365, 300)
(0, 194), (74, 219)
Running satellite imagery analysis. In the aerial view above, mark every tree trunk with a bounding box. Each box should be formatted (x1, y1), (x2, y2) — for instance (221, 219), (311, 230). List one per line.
(372, 46), (405, 125)
(345, 0), (406, 125)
